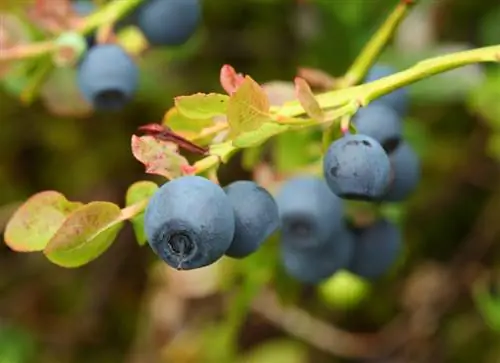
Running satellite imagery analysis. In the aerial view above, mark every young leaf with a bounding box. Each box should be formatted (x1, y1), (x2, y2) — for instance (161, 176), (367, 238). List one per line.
(131, 135), (190, 179)
(4, 191), (83, 252)
(125, 181), (159, 246)
(163, 107), (213, 137)
(294, 77), (324, 121)
(227, 76), (272, 139)
(232, 122), (290, 148)
(220, 64), (246, 95)
(44, 202), (124, 268)
(174, 93), (229, 120)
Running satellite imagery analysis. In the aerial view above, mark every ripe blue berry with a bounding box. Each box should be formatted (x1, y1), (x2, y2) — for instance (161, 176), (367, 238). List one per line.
(136, 0), (201, 46)
(365, 64), (409, 116)
(382, 142), (421, 202)
(72, 0), (95, 16)
(144, 176), (235, 270)
(77, 44), (139, 111)
(275, 176), (345, 250)
(280, 229), (354, 284)
(348, 219), (402, 280)
(223, 181), (280, 258)
(323, 134), (391, 201)
(353, 103), (402, 153)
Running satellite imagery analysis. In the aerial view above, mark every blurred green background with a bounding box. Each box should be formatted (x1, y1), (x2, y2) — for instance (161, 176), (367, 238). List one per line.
(1, 0), (500, 362)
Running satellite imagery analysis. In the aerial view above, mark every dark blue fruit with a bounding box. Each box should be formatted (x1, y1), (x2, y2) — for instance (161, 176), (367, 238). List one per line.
(275, 176), (345, 250)
(323, 134), (391, 201)
(144, 176), (235, 270)
(353, 103), (402, 153)
(72, 0), (95, 16)
(280, 229), (354, 284)
(223, 181), (280, 258)
(136, 0), (201, 46)
(365, 64), (409, 116)
(348, 219), (401, 280)
(382, 142), (420, 202)
(77, 44), (139, 111)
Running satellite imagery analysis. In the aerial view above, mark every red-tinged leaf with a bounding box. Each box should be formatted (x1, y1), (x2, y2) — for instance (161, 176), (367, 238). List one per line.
(44, 202), (124, 268)
(131, 135), (189, 179)
(220, 64), (246, 95)
(4, 191), (83, 252)
(297, 67), (336, 90)
(294, 77), (324, 121)
(226, 76), (272, 139)
(175, 92), (229, 119)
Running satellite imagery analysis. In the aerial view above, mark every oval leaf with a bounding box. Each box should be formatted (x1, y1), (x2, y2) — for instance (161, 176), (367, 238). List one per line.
(294, 77), (324, 121)
(163, 107), (214, 137)
(4, 191), (83, 252)
(44, 202), (124, 268)
(227, 76), (272, 139)
(125, 181), (159, 246)
(174, 93), (229, 119)
(131, 135), (190, 179)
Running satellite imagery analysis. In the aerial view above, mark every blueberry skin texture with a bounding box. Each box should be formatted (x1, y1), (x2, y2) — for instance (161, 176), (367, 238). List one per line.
(275, 176), (345, 250)
(77, 44), (139, 111)
(280, 228), (354, 284)
(382, 142), (421, 202)
(323, 134), (392, 201)
(223, 181), (280, 258)
(144, 176), (235, 270)
(348, 219), (402, 280)
(353, 103), (402, 153)
(137, 0), (201, 46)
(365, 64), (409, 117)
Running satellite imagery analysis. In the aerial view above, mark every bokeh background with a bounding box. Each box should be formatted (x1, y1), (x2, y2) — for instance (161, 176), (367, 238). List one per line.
(1, 0), (500, 362)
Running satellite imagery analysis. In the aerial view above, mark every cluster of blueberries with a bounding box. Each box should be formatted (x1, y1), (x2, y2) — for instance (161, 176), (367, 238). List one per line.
(72, 0), (201, 111)
(144, 64), (420, 284)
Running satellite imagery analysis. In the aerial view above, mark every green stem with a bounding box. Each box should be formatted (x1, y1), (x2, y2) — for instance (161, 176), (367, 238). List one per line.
(339, 0), (416, 88)
(78, 0), (145, 35)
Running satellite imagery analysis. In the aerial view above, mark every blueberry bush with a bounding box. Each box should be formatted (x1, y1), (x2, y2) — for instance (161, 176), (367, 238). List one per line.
(1, 0), (500, 362)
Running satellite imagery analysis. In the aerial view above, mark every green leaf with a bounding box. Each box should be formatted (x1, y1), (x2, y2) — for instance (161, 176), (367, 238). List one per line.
(232, 122), (290, 148)
(44, 202), (124, 268)
(487, 133), (500, 161)
(125, 181), (158, 246)
(227, 76), (272, 139)
(273, 129), (318, 173)
(131, 135), (190, 179)
(241, 146), (264, 171)
(294, 77), (324, 121)
(468, 69), (500, 131)
(174, 93), (229, 119)
(4, 191), (83, 252)
(163, 106), (214, 137)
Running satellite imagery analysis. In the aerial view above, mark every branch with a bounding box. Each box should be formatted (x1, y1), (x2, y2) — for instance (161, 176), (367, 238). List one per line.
(339, 0), (417, 88)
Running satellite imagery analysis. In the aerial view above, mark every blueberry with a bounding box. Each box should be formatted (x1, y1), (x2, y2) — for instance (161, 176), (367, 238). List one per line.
(280, 229), (354, 284)
(223, 181), (280, 258)
(144, 176), (235, 270)
(77, 44), (139, 111)
(72, 0), (95, 16)
(382, 142), (421, 202)
(365, 64), (409, 116)
(136, 0), (201, 46)
(323, 134), (392, 201)
(275, 176), (345, 250)
(353, 103), (402, 154)
(348, 219), (402, 280)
